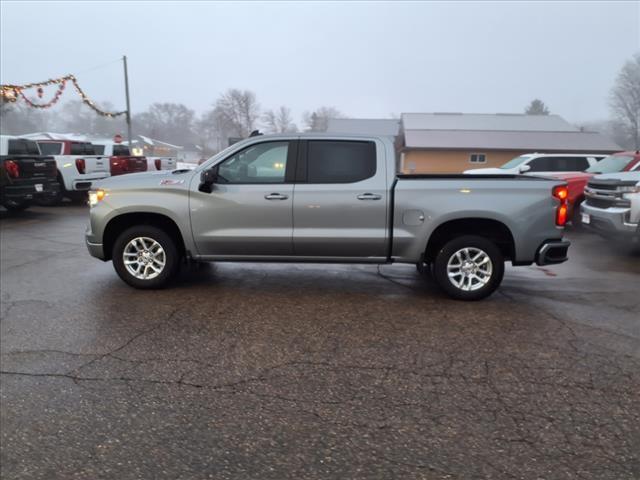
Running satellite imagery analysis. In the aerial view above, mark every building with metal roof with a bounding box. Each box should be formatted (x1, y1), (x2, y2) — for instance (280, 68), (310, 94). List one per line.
(399, 113), (621, 173)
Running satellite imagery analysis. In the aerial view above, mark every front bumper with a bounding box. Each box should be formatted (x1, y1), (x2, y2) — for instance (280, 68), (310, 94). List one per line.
(580, 203), (638, 237)
(536, 240), (570, 265)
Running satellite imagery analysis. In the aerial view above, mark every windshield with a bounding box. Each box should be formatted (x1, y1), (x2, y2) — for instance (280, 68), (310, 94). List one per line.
(586, 155), (633, 174)
(500, 156), (530, 169)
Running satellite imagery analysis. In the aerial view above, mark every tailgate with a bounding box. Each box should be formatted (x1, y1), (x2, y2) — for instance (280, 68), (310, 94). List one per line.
(127, 156), (148, 172)
(82, 155), (110, 175)
(7, 156), (57, 180)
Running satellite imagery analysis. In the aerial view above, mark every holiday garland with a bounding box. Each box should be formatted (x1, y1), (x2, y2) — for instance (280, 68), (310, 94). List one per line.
(1, 74), (126, 117)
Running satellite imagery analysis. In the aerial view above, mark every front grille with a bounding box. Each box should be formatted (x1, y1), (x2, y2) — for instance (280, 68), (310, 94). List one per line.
(587, 182), (618, 191)
(585, 198), (615, 209)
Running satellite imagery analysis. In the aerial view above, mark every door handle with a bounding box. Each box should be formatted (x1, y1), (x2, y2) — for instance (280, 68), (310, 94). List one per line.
(357, 193), (382, 200)
(264, 193), (289, 200)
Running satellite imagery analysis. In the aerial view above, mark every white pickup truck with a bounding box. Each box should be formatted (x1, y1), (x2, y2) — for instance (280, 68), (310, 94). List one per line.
(34, 139), (110, 204)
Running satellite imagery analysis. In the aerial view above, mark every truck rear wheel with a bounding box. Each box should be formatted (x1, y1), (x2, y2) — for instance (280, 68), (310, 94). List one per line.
(112, 225), (180, 289)
(433, 235), (504, 301)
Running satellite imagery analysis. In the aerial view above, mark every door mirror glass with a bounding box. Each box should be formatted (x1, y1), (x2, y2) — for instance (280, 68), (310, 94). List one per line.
(199, 166), (218, 193)
(519, 164), (531, 173)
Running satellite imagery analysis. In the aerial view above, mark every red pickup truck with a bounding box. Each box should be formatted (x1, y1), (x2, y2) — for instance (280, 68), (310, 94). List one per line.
(92, 141), (147, 176)
(552, 151), (640, 226)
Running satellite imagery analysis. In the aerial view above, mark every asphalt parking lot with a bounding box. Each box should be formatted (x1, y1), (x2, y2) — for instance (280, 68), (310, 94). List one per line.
(1, 205), (639, 480)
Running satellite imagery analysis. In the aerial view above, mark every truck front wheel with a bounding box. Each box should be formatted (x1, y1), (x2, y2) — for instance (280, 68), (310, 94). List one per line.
(433, 235), (504, 301)
(112, 226), (180, 289)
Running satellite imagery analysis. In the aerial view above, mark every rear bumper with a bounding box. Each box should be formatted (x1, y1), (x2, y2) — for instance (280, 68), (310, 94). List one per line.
(1, 179), (60, 202)
(580, 203), (638, 237)
(536, 240), (570, 265)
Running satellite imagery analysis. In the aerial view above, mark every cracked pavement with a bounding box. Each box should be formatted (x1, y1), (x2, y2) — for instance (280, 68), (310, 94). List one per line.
(1, 205), (639, 479)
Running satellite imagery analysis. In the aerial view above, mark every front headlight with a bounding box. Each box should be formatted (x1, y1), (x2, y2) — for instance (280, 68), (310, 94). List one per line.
(88, 189), (106, 207)
(619, 185), (640, 193)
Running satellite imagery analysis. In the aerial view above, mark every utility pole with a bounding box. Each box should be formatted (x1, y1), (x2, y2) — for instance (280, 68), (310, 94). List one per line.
(123, 55), (133, 149)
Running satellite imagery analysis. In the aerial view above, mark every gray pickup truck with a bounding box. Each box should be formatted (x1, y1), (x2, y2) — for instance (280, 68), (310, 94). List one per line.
(86, 134), (570, 300)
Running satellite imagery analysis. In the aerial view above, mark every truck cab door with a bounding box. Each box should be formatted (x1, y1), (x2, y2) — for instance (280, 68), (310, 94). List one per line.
(190, 140), (297, 257)
(292, 139), (388, 259)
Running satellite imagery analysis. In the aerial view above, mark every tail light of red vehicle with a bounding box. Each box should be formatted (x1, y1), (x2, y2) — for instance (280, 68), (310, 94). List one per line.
(154, 159), (162, 170)
(553, 185), (569, 226)
(75, 158), (86, 174)
(4, 160), (20, 178)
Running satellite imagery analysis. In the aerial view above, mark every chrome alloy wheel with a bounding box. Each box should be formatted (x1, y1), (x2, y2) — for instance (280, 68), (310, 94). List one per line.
(446, 247), (493, 292)
(123, 237), (166, 280)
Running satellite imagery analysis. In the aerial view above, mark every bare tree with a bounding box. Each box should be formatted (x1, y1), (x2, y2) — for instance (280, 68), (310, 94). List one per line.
(302, 106), (343, 132)
(610, 53), (640, 149)
(524, 99), (550, 115)
(132, 102), (195, 146)
(213, 89), (260, 138)
(262, 106), (297, 133)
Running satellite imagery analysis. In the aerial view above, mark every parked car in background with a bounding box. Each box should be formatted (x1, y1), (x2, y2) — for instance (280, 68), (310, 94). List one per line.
(86, 133), (570, 301)
(464, 153), (605, 175)
(92, 141), (148, 176)
(549, 151), (640, 226)
(0, 135), (60, 211)
(581, 171), (640, 242)
(34, 138), (110, 204)
(145, 156), (177, 171)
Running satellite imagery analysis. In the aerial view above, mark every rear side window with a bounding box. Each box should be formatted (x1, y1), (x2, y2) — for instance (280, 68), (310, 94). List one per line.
(38, 142), (62, 155)
(70, 143), (95, 155)
(8, 139), (40, 155)
(528, 156), (589, 172)
(113, 145), (130, 156)
(307, 140), (376, 183)
(93, 145), (106, 155)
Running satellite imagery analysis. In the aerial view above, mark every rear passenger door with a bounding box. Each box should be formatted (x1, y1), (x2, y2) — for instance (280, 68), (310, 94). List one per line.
(292, 139), (388, 259)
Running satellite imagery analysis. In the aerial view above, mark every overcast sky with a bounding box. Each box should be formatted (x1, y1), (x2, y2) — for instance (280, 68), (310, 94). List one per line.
(1, 1), (638, 124)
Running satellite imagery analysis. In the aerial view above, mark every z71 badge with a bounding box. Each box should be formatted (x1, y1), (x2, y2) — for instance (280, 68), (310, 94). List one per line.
(159, 179), (184, 186)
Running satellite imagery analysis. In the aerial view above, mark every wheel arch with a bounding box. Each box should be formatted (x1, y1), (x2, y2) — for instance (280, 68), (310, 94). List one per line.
(102, 212), (186, 261)
(424, 217), (515, 263)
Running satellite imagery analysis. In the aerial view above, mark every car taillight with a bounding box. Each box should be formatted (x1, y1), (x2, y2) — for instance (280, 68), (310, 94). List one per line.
(553, 185), (569, 226)
(4, 160), (20, 178)
(75, 158), (86, 174)
(154, 159), (162, 170)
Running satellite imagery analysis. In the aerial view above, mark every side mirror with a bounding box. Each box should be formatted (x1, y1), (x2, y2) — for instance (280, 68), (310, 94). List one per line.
(199, 166), (218, 193)
(519, 164), (531, 173)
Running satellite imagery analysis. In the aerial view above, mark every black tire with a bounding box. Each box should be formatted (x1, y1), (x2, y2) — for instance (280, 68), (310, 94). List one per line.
(3, 200), (31, 212)
(68, 191), (88, 204)
(433, 235), (504, 301)
(112, 225), (181, 289)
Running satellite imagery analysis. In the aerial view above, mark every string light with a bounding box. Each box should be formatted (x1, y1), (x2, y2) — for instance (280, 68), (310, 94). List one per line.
(1, 74), (126, 117)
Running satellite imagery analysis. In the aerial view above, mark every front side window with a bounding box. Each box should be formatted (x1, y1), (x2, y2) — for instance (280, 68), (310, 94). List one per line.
(469, 153), (486, 164)
(527, 157), (553, 172)
(38, 142), (62, 155)
(217, 141), (289, 184)
(307, 140), (376, 183)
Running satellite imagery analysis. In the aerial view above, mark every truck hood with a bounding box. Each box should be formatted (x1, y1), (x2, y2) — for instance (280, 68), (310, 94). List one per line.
(591, 172), (640, 182)
(94, 168), (196, 190)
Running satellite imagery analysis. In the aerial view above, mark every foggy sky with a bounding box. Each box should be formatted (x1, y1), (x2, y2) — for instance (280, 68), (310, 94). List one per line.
(1, 1), (638, 124)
